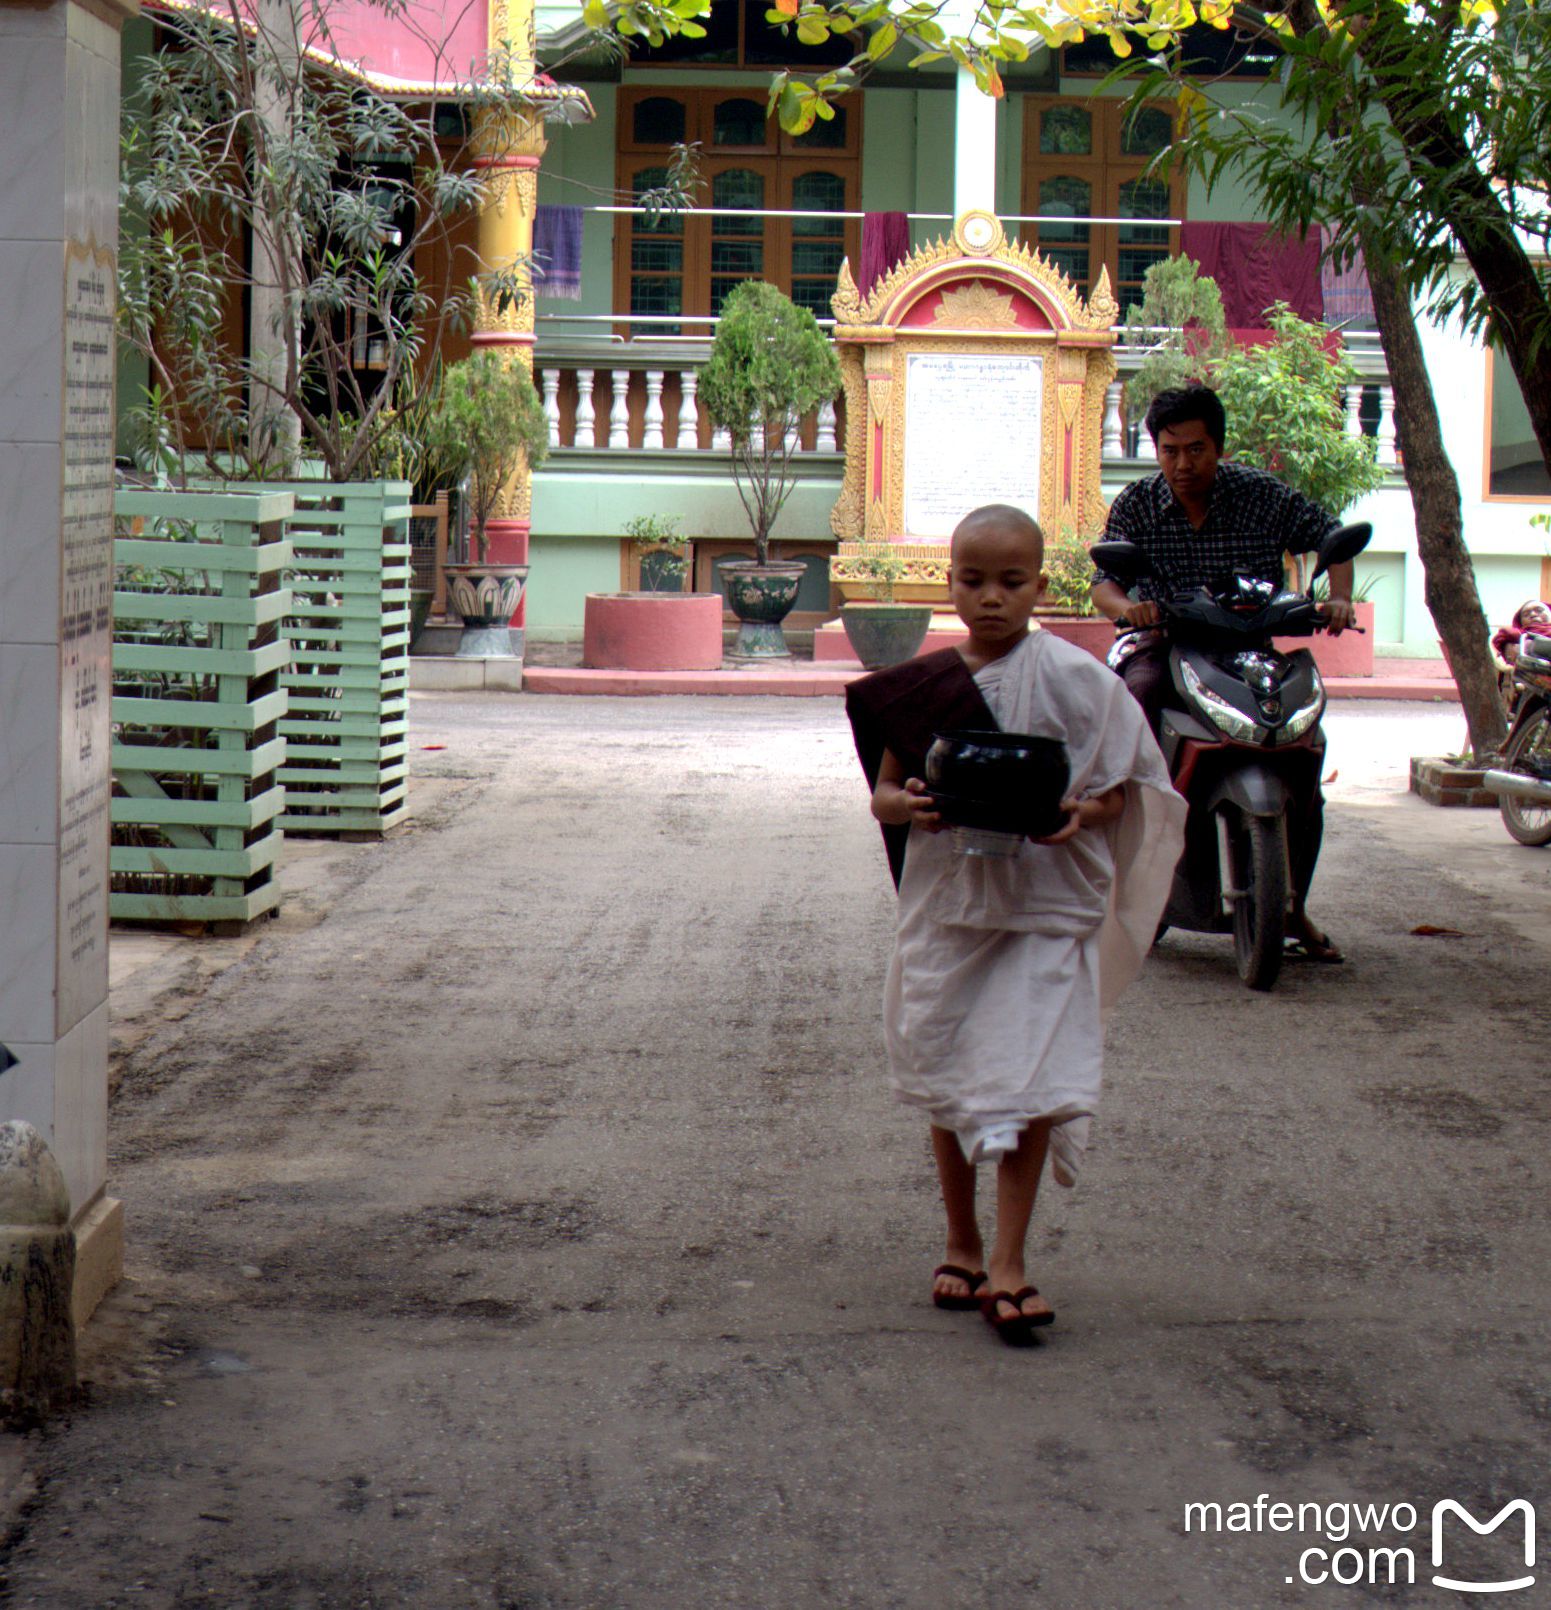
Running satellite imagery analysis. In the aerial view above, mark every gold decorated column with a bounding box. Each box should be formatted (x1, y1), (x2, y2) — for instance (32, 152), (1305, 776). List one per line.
(472, 0), (546, 618)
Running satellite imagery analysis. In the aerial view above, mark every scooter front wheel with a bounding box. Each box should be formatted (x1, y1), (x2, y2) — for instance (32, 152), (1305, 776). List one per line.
(1230, 813), (1289, 992)
(1499, 707), (1551, 847)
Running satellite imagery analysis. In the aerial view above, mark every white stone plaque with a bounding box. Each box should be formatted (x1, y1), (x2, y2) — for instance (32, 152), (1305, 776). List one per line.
(903, 352), (1043, 536)
(56, 241), (115, 1035)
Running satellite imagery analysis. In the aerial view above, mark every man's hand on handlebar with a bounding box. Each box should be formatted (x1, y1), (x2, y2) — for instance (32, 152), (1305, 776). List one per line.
(1318, 598), (1358, 636)
(1117, 600), (1163, 629)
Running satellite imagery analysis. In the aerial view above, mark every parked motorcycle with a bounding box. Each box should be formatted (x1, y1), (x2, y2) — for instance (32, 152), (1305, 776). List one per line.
(1090, 523), (1373, 991)
(1484, 632), (1551, 846)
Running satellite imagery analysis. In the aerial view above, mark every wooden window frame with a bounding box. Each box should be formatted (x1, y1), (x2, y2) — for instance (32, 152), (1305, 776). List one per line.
(615, 86), (861, 326)
(1482, 344), (1551, 504)
(1019, 97), (1184, 318)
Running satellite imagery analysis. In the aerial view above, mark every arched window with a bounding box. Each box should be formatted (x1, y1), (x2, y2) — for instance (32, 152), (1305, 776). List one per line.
(713, 98), (767, 147)
(617, 87), (861, 326)
(1021, 98), (1184, 320)
(627, 166), (684, 322)
(632, 96), (686, 146)
(710, 168), (766, 313)
(789, 170), (847, 317)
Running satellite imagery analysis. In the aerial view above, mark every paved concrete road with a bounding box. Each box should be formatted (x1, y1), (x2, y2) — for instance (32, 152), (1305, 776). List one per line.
(4, 695), (1548, 1609)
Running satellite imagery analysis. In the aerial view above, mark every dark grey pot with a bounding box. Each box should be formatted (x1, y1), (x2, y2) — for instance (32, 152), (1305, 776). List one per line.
(840, 603), (934, 670)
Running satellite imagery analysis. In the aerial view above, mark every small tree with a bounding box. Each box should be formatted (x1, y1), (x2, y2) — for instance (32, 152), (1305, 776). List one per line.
(1122, 254), (1233, 426)
(424, 353), (549, 563)
(1123, 262), (1382, 518)
(698, 282), (842, 565)
(1040, 524), (1102, 616)
(1213, 304), (1384, 519)
(847, 534), (909, 602)
(623, 512), (689, 591)
(119, 0), (695, 484)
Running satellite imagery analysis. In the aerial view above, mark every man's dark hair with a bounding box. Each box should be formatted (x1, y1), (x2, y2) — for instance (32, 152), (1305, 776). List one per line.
(1144, 384), (1226, 451)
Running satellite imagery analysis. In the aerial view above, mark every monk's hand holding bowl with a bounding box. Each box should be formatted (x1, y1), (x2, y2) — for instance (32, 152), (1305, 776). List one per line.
(1030, 798), (1083, 846)
(903, 777), (947, 833)
(1030, 785), (1126, 847)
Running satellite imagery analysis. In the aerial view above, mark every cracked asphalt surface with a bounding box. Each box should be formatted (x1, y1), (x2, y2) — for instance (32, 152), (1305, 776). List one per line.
(3, 694), (1548, 1608)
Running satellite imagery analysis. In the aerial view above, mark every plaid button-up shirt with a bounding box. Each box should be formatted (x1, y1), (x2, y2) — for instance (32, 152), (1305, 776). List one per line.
(1096, 461), (1339, 605)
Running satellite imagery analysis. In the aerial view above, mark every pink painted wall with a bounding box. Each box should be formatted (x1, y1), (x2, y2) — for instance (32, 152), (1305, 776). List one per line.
(299, 0), (488, 87)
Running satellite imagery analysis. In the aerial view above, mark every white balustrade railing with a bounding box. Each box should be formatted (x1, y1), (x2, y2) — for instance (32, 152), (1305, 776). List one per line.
(536, 344), (847, 457)
(1099, 375), (1399, 465)
(536, 337), (1396, 466)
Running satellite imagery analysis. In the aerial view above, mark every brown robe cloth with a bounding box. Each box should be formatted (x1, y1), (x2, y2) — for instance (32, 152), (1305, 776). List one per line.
(844, 647), (996, 888)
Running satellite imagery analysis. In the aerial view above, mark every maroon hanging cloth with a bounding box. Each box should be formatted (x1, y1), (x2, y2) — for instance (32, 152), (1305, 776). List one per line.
(844, 648), (996, 888)
(1179, 222), (1323, 330)
(859, 212), (911, 297)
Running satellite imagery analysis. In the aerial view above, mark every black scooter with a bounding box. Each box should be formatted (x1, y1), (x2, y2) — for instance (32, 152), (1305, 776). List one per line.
(1484, 631), (1551, 846)
(1090, 523), (1373, 991)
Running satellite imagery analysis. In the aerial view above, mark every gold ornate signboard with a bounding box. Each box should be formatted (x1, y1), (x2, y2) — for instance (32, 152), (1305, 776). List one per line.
(830, 211), (1117, 594)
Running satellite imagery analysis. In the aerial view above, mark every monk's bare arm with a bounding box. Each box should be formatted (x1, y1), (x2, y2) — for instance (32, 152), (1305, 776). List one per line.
(871, 748), (945, 833)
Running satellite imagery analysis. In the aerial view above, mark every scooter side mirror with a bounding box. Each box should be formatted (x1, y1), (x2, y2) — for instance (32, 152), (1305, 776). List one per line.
(1089, 540), (1154, 588)
(1311, 522), (1373, 580)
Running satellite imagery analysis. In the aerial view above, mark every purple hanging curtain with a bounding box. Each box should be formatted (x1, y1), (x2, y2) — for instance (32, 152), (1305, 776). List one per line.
(859, 212), (910, 297)
(533, 204), (583, 300)
(1179, 222), (1323, 329)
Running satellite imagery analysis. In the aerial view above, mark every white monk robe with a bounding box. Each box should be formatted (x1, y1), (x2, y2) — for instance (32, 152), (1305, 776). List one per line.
(883, 629), (1186, 1183)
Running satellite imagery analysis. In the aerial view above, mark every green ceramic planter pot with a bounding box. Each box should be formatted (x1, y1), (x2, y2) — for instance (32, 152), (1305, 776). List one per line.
(444, 563), (528, 658)
(722, 561), (804, 660)
(840, 603), (933, 669)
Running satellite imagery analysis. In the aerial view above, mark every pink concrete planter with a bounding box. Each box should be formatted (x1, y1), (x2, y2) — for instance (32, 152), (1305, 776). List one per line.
(1275, 601), (1376, 677)
(583, 592), (725, 671)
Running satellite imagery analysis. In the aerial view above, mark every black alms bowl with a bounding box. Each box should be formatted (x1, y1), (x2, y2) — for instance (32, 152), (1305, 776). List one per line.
(925, 730), (1070, 840)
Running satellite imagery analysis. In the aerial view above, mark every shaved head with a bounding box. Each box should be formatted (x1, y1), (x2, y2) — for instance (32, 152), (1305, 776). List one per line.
(951, 504), (1044, 567)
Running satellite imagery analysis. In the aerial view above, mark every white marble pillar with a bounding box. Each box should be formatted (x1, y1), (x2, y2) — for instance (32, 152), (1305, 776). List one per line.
(954, 70), (998, 218)
(0, 0), (134, 1324)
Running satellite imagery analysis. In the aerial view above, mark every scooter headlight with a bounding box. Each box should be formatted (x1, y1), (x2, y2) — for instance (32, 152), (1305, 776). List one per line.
(1282, 673), (1326, 740)
(1180, 660), (1260, 742)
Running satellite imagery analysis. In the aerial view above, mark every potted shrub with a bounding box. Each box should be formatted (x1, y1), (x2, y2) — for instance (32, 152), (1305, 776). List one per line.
(1037, 523), (1118, 662)
(839, 538), (933, 668)
(625, 513), (690, 593)
(698, 281), (842, 659)
(426, 352), (550, 658)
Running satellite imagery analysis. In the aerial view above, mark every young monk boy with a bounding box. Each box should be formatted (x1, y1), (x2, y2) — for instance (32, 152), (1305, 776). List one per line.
(845, 505), (1185, 1344)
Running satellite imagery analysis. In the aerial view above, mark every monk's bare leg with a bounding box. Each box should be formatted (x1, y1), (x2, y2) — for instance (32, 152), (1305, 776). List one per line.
(930, 1125), (983, 1304)
(987, 1121), (1055, 1323)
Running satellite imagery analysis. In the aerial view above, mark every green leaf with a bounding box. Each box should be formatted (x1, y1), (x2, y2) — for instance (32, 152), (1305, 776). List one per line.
(867, 20), (897, 60)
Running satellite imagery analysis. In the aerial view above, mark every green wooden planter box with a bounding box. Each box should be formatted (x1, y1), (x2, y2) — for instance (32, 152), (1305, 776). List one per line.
(272, 481), (413, 836)
(111, 487), (295, 927)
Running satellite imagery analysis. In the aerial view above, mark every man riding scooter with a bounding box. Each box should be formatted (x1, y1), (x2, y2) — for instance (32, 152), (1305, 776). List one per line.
(1090, 385), (1355, 965)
